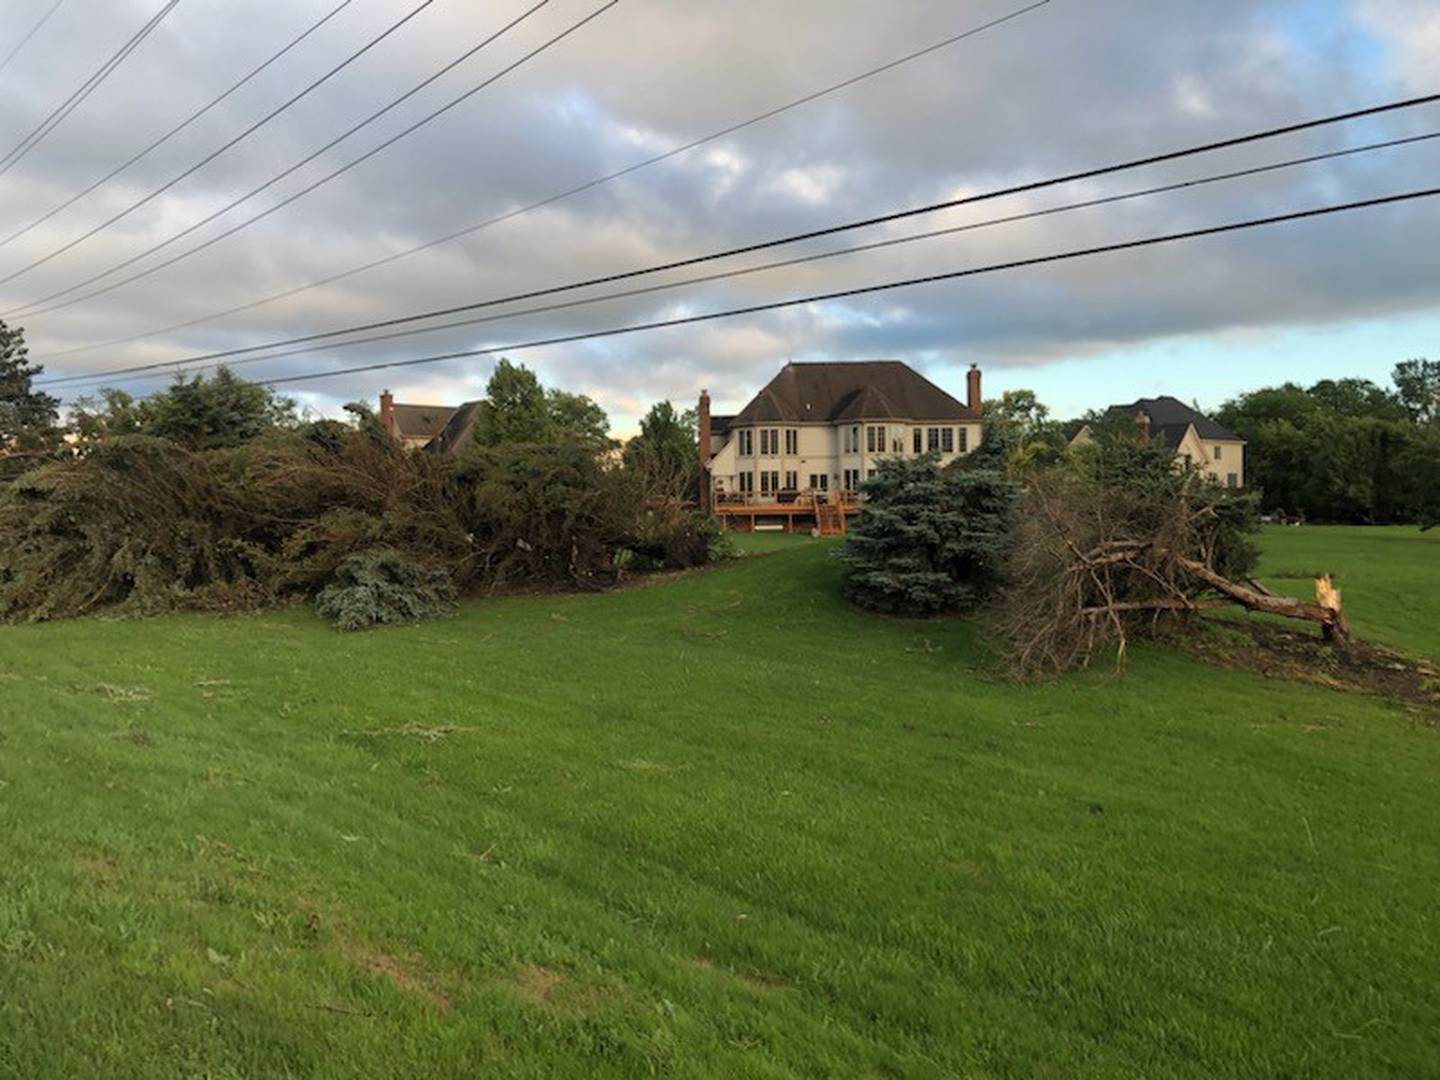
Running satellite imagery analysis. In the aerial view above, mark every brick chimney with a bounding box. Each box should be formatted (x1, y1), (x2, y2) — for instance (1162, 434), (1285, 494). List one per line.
(966, 364), (982, 414)
(1135, 408), (1151, 444)
(698, 389), (712, 514)
(379, 390), (395, 436)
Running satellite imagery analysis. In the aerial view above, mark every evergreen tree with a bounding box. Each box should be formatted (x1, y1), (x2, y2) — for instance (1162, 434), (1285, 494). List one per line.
(142, 367), (297, 449)
(0, 318), (61, 477)
(839, 454), (1017, 616)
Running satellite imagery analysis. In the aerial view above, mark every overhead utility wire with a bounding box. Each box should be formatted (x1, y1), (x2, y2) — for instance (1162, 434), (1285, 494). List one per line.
(0, 0), (440, 287)
(0, 0), (179, 177)
(33, 0), (1053, 360)
(41, 129), (1439, 389)
(0, 0), (68, 77)
(244, 187), (1440, 389)
(0, 0), (360, 251)
(3, 0), (619, 320)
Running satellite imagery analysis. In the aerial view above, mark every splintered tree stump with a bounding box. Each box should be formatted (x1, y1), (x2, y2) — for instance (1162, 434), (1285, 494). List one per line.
(1315, 575), (1350, 642)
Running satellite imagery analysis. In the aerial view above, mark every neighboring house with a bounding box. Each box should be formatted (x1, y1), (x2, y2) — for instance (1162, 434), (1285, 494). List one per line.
(378, 390), (458, 450)
(1069, 396), (1246, 488)
(699, 360), (985, 529)
(424, 401), (483, 456)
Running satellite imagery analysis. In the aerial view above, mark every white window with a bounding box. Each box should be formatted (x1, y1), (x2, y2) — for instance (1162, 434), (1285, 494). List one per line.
(912, 428), (923, 453)
(738, 429), (753, 456)
(738, 472), (754, 495)
(927, 427), (941, 452)
(784, 470), (797, 490)
(808, 473), (828, 491)
(759, 428), (779, 456)
(760, 470), (780, 495)
(866, 425), (885, 453)
(959, 427), (969, 453)
(1227, 473), (1238, 488)
(1213, 445), (1223, 461)
(941, 428), (955, 454)
(784, 429), (798, 454)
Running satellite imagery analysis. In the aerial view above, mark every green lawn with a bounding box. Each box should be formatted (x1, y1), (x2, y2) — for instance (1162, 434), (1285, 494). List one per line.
(1254, 525), (1440, 660)
(1, 529), (1438, 1078)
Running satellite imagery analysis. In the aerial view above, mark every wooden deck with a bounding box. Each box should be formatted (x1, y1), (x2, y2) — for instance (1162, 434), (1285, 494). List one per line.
(712, 494), (860, 536)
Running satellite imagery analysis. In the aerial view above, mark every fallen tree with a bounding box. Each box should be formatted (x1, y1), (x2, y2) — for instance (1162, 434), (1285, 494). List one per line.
(998, 451), (1349, 676)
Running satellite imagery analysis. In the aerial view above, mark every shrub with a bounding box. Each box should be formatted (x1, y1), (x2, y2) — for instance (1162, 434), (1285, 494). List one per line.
(839, 455), (1018, 616)
(313, 549), (456, 631)
(0, 427), (722, 622)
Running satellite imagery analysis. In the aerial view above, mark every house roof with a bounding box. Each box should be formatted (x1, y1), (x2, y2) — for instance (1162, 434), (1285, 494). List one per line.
(1104, 396), (1243, 449)
(391, 403), (458, 440)
(709, 414), (734, 438)
(732, 361), (977, 425)
(423, 401), (482, 455)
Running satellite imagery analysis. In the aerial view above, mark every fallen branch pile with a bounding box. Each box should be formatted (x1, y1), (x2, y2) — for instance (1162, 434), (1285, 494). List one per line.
(1000, 472), (1347, 677)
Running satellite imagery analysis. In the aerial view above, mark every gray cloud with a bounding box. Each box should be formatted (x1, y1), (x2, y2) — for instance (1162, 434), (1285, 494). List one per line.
(1, 0), (1437, 427)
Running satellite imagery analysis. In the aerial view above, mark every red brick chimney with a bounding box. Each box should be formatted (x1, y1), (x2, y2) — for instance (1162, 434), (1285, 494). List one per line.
(966, 364), (982, 414)
(379, 390), (395, 437)
(1135, 408), (1152, 444)
(698, 389), (712, 514)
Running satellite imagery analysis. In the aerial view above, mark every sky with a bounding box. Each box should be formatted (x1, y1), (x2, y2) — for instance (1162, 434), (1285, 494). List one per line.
(0, 0), (1437, 434)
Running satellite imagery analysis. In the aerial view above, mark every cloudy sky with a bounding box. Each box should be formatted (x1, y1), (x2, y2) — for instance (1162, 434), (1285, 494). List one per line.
(1, 0), (1438, 431)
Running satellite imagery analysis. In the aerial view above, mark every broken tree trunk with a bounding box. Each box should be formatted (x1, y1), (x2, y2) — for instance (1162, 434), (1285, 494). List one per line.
(1174, 555), (1350, 641)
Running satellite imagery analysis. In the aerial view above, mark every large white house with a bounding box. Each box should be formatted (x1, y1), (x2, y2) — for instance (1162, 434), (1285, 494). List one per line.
(699, 360), (984, 529)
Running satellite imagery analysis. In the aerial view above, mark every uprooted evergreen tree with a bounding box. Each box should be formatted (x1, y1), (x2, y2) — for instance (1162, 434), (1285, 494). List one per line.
(0, 385), (718, 626)
(838, 454), (1018, 616)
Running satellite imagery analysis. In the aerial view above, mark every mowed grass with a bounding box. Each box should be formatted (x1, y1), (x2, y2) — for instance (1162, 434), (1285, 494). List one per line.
(1254, 525), (1440, 660)
(1, 530), (1438, 1078)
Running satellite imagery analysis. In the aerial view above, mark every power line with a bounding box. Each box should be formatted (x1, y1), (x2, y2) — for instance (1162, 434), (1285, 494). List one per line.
(0, 0), (179, 177)
(0, 0), (360, 252)
(0, 0), (441, 289)
(35, 0), (1054, 362)
(3, 0), (620, 320)
(0, 0), (68, 77)
(41, 129), (1440, 390)
(54, 187), (1440, 393)
(245, 187), (1440, 389)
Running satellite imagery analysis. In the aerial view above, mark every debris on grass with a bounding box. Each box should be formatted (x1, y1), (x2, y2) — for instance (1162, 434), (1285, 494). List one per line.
(348, 723), (481, 744)
(1188, 620), (1440, 716)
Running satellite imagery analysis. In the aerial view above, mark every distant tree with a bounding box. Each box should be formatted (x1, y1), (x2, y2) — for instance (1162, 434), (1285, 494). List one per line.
(546, 388), (613, 454)
(69, 388), (147, 449)
(840, 454), (1018, 616)
(0, 318), (61, 476)
(623, 400), (698, 494)
(1308, 377), (1407, 421)
(471, 359), (612, 451)
(985, 389), (1051, 440)
(1218, 369), (1437, 525)
(473, 359), (550, 446)
(1393, 358), (1440, 425)
(137, 367), (297, 450)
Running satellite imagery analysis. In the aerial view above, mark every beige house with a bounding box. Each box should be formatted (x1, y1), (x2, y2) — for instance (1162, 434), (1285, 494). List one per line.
(1070, 396), (1246, 487)
(700, 360), (985, 532)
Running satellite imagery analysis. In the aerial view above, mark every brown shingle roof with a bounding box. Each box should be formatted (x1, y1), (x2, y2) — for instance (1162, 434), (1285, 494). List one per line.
(732, 361), (977, 425)
(390, 403), (457, 440)
(423, 401), (482, 455)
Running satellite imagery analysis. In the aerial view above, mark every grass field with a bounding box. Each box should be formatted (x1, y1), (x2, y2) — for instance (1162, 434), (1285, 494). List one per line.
(1254, 525), (1440, 659)
(1, 527), (1437, 1078)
